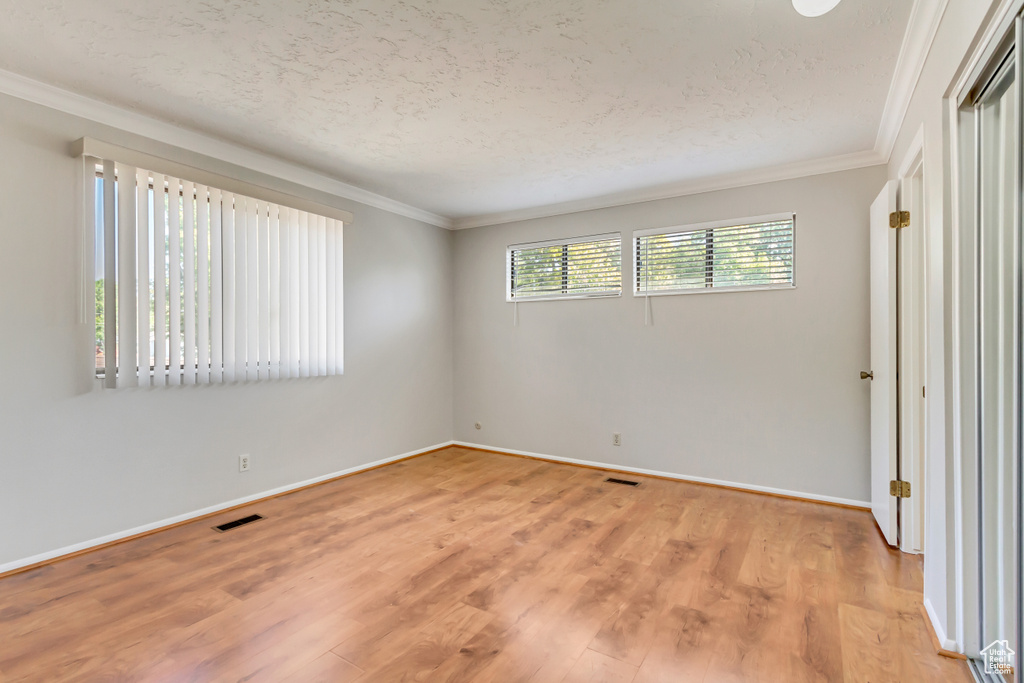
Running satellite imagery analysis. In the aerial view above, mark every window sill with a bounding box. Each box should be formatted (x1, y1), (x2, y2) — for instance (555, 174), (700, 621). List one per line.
(632, 283), (796, 297)
(506, 291), (622, 303)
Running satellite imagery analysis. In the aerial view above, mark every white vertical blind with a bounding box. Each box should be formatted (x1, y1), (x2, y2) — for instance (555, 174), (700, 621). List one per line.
(209, 187), (223, 384)
(289, 207), (301, 378)
(317, 215), (328, 376)
(245, 197), (258, 382)
(326, 218), (336, 376)
(222, 191), (236, 383)
(234, 194), (248, 381)
(167, 176), (182, 386)
(335, 217), (344, 373)
(182, 181), (197, 385)
(308, 212), (320, 377)
(116, 163), (138, 389)
(92, 162), (344, 386)
(257, 200), (270, 380)
(102, 160), (117, 389)
(196, 183), (211, 385)
(152, 174), (167, 388)
(269, 204), (281, 380)
(135, 168), (150, 387)
(299, 211), (310, 378)
(279, 205), (291, 379)
(82, 157), (96, 328)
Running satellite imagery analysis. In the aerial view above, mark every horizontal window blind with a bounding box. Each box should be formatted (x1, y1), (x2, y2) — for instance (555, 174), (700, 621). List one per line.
(635, 214), (794, 295)
(91, 161), (343, 387)
(508, 234), (621, 301)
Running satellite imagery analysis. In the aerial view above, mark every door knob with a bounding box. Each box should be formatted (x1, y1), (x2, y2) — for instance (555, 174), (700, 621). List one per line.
(860, 371), (873, 380)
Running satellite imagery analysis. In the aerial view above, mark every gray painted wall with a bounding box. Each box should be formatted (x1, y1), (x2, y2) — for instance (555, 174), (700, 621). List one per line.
(453, 166), (886, 503)
(0, 90), (896, 572)
(0, 93), (454, 568)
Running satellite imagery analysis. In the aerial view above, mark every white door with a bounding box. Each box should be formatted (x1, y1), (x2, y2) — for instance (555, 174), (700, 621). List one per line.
(869, 181), (898, 546)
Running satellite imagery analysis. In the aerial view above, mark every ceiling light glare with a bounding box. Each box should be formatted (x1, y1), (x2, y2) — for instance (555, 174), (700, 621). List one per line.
(792, 0), (842, 17)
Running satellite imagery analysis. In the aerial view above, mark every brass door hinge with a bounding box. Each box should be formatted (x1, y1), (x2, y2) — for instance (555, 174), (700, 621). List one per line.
(889, 211), (910, 229)
(890, 480), (911, 498)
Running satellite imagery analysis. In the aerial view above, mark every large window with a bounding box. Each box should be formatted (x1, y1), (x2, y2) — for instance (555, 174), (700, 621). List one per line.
(86, 149), (345, 388)
(507, 233), (621, 301)
(633, 214), (795, 295)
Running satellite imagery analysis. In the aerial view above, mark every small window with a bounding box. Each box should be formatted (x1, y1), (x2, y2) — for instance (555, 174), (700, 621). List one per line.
(507, 233), (622, 301)
(633, 213), (795, 295)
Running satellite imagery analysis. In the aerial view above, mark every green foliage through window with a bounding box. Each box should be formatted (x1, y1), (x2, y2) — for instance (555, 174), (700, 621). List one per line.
(635, 217), (794, 294)
(509, 235), (621, 300)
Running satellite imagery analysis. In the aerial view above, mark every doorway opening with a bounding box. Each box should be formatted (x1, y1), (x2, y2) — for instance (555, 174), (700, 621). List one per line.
(869, 166), (927, 555)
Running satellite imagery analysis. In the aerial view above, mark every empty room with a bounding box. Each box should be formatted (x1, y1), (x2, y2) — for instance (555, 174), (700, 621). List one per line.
(0, 0), (1022, 681)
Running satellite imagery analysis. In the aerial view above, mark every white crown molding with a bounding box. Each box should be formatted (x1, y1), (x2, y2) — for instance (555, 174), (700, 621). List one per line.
(452, 149), (884, 230)
(0, 0), (945, 236)
(0, 68), (453, 229)
(874, 0), (950, 160)
(454, 0), (947, 231)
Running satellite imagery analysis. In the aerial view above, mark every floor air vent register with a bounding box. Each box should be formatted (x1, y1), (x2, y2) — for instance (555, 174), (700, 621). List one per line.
(605, 477), (640, 487)
(213, 514), (264, 532)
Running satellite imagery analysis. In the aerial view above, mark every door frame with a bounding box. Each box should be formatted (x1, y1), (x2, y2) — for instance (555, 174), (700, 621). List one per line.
(897, 128), (928, 555)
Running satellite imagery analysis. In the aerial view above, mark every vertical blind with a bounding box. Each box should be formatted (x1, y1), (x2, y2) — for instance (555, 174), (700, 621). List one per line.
(93, 161), (343, 387)
(634, 214), (795, 294)
(507, 233), (621, 300)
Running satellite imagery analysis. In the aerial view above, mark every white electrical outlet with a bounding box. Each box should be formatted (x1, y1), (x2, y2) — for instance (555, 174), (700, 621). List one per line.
(239, 454), (251, 472)
(612, 433), (621, 446)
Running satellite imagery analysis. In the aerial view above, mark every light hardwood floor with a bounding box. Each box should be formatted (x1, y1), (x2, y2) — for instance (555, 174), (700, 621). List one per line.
(0, 447), (972, 682)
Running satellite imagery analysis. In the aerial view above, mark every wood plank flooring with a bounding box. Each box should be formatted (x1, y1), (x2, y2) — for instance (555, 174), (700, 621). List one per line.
(0, 447), (972, 682)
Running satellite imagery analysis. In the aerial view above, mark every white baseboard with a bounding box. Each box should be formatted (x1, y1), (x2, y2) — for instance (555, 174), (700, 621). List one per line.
(924, 597), (959, 652)
(3, 439), (871, 576)
(0, 441), (454, 576)
(453, 441), (871, 509)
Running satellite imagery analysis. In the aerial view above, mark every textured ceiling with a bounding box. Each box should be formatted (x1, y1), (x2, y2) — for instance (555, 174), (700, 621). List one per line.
(0, 0), (911, 222)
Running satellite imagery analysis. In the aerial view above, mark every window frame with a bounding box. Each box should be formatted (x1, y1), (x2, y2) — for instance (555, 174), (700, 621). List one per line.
(631, 212), (797, 297)
(506, 232), (623, 303)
